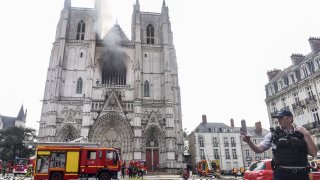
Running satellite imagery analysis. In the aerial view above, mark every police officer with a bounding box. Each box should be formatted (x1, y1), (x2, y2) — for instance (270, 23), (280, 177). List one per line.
(241, 109), (318, 180)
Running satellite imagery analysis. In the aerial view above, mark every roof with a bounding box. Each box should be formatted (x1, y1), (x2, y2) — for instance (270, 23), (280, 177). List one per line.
(245, 126), (269, 138)
(191, 122), (269, 137)
(192, 122), (232, 133)
(103, 24), (129, 43)
(17, 105), (25, 121)
(1, 116), (16, 129)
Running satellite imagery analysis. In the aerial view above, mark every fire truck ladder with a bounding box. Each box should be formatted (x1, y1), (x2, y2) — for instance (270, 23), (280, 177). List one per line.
(204, 149), (221, 179)
(34, 141), (101, 147)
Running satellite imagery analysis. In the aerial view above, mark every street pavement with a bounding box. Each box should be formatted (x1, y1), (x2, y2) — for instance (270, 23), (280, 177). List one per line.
(0, 174), (244, 180)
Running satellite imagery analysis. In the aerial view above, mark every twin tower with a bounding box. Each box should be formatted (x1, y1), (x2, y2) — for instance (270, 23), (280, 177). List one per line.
(38, 0), (184, 170)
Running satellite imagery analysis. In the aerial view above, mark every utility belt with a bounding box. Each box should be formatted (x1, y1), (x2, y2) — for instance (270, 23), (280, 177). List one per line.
(276, 166), (309, 174)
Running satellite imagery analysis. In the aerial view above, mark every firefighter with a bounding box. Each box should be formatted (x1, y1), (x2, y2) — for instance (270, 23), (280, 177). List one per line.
(121, 160), (126, 178)
(241, 109), (318, 180)
(182, 168), (190, 180)
(1, 162), (6, 177)
(232, 166), (238, 178)
(240, 167), (245, 177)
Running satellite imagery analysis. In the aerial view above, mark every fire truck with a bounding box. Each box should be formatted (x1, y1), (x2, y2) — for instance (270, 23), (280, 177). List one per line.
(129, 160), (147, 177)
(196, 159), (221, 178)
(33, 142), (121, 180)
(13, 158), (29, 176)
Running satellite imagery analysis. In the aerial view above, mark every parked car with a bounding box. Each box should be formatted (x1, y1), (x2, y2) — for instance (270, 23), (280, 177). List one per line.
(310, 171), (320, 180)
(244, 159), (273, 180)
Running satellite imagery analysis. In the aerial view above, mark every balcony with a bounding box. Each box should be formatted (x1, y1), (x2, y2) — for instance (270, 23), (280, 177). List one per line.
(231, 143), (236, 147)
(303, 121), (320, 135)
(255, 157), (261, 160)
(246, 157), (252, 161)
(292, 100), (306, 110)
(305, 95), (317, 105)
(224, 143), (229, 147)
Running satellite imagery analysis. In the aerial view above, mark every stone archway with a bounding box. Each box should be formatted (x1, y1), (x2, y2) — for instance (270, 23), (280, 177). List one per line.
(88, 112), (134, 160)
(143, 125), (165, 171)
(55, 124), (80, 142)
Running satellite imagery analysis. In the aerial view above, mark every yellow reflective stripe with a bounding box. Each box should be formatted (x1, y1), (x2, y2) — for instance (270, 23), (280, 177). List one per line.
(37, 151), (50, 155)
(80, 166), (104, 168)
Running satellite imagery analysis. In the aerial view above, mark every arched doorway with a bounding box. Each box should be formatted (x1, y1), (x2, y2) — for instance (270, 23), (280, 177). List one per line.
(55, 124), (80, 142)
(144, 125), (165, 171)
(88, 112), (134, 160)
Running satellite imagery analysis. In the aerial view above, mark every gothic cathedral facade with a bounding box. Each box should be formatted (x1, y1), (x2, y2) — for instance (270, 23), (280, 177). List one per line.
(38, 0), (184, 169)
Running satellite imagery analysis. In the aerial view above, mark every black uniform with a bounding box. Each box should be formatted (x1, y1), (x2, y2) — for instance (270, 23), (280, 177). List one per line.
(271, 126), (309, 180)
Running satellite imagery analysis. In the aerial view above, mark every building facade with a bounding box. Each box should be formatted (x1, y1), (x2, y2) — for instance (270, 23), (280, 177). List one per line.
(240, 121), (272, 167)
(0, 105), (26, 130)
(265, 37), (320, 148)
(38, 0), (184, 170)
(188, 116), (272, 171)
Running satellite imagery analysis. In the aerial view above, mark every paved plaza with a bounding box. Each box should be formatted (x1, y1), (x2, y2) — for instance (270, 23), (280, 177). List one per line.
(0, 174), (244, 180)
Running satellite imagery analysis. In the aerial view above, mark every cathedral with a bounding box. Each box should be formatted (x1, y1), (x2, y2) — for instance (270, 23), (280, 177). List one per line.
(38, 0), (184, 170)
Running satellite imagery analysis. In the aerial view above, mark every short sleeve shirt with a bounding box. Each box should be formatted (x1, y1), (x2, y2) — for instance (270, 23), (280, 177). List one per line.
(259, 132), (274, 149)
(259, 125), (298, 150)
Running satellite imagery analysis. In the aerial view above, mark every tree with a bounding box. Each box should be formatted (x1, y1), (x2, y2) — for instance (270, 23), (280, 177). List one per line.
(0, 126), (37, 162)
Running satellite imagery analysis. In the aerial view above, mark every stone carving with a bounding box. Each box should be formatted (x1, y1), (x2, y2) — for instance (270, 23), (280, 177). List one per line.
(55, 124), (80, 142)
(90, 112), (99, 120)
(98, 91), (124, 118)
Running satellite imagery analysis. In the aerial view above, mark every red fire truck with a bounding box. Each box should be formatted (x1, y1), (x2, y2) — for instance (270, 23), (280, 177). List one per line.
(33, 142), (121, 180)
(130, 160), (147, 177)
(13, 158), (29, 176)
(196, 159), (221, 178)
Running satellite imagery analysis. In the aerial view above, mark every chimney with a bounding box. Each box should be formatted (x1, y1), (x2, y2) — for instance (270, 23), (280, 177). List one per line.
(241, 119), (247, 133)
(255, 121), (262, 133)
(309, 37), (320, 53)
(290, 54), (304, 65)
(267, 69), (282, 81)
(230, 119), (234, 127)
(202, 115), (207, 124)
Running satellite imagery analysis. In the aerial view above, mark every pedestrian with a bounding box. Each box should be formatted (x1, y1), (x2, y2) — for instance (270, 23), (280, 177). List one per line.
(1, 162), (6, 177)
(182, 168), (189, 180)
(128, 164), (133, 179)
(241, 109), (318, 180)
(240, 167), (245, 177)
(121, 160), (126, 179)
(232, 167), (238, 178)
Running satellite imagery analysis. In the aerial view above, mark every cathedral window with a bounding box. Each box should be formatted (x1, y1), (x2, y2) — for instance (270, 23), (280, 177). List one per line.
(101, 55), (126, 85)
(76, 78), (83, 94)
(146, 24), (154, 44)
(76, 20), (86, 40)
(144, 81), (150, 97)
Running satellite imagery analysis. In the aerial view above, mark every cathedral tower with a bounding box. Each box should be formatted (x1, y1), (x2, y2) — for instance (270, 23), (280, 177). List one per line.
(39, 0), (184, 170)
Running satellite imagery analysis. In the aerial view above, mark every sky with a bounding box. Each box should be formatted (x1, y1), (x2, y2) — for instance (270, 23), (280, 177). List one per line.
(1, 0), (320, 134)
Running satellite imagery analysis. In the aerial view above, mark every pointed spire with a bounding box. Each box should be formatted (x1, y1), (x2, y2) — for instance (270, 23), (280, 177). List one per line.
(17, 105), (24, 121)
(162, 0), (167, 13)
(162, 0), (166, 7)
(135, 0), (140, 11)
(64, 0), (71, 9)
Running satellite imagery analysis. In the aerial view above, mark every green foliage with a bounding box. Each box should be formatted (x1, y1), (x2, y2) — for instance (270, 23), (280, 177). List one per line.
(0, 126), (37, 162)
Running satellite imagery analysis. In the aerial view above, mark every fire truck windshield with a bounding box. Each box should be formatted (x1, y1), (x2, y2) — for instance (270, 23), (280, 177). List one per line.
(14, 158), (27, 165)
